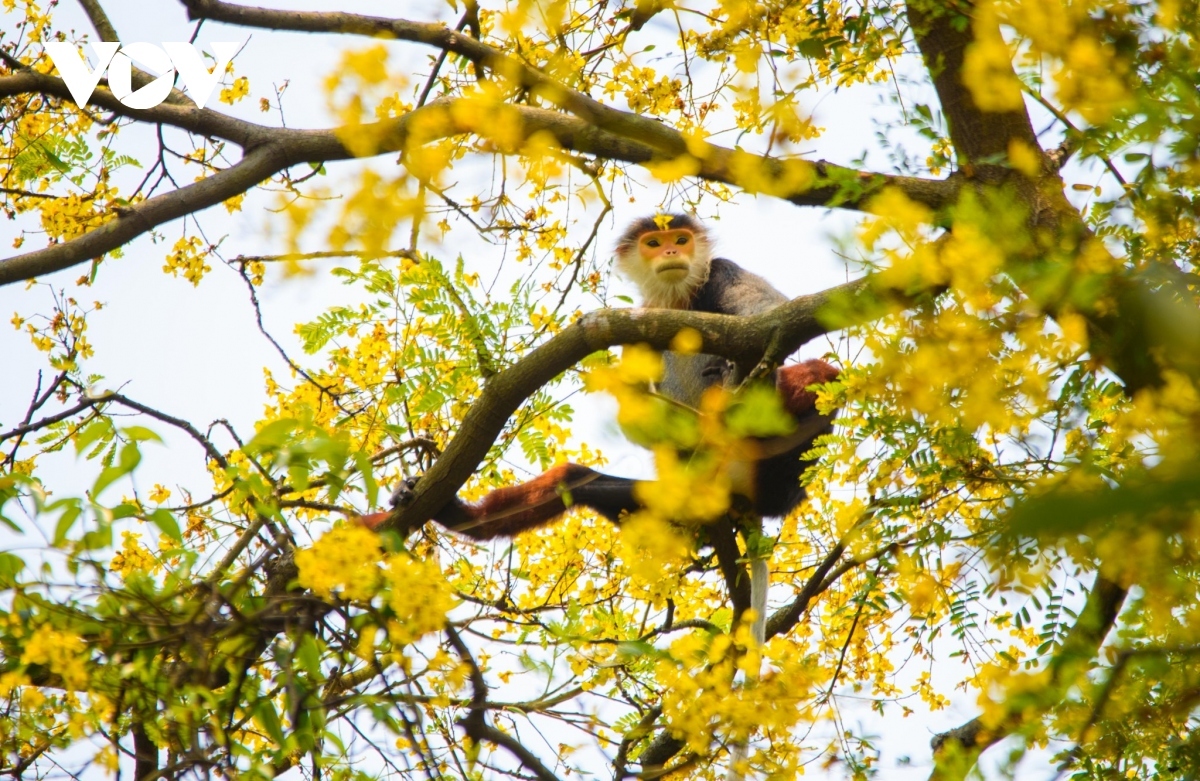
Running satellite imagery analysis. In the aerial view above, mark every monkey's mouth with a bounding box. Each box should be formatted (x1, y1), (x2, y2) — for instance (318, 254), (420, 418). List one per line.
(655, 261), (690, 275)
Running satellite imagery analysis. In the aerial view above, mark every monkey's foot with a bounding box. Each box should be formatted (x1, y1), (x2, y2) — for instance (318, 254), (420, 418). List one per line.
(389, 475), (422, 508)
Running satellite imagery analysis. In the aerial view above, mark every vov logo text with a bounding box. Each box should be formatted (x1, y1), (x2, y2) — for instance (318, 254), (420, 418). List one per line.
(44, 42), (238, 110)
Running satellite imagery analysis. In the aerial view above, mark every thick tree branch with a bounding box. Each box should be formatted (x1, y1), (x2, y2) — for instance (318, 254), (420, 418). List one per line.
(384, 276), (876, 534)
(77, 0), (121, 43)
(0, 72), (264, 145)
(0, 143), (282, 286)
(179, 0), (709, 157)
(0, 86), (954, 286)
(132, 719), (158, 781)
(180, 1), (957, 205)
(906, 0), (1039, 168)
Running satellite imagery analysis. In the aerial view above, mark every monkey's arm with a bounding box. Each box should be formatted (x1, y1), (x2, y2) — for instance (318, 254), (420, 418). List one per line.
(358, 464), (639, 539)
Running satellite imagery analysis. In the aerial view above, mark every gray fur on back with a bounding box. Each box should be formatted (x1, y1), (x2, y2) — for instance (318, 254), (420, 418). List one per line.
(653, 257), (789, 408)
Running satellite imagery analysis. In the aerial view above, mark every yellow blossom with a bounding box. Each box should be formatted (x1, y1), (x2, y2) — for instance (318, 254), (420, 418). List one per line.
(962, 3), (1024, 112)
(110, 531), (160, 577)
(21, 624), (88, 689)
(296, 524), (384, 602)
(384, 552), (456, 644)
(219, 76), (250, 105)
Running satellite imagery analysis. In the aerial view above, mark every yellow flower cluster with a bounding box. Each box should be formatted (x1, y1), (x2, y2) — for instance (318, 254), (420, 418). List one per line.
(218, 76), (250, 105)
(962, 3), (1025, 112)
(297, 526), (456, 646)
(654, 624), (818, 762)
(162, 235), (212, 286)
(973, 662), (1052, 732)
(1051, 34), (1132, 123)
(20, 624), (88, 689)
(1011, 0), (1131, 121)
(110, 531), (160, 578)
(296, 525), (384, 602)
(37, 182), (123, 243)
(261, 368), (348, 436)
(727, 152), (814, 198)
(896, 553), (961, 620)
(619, 513), (692, 605)
(966, 0), (1133, 124)
(583, 344), (664, 435)
(384, 552), (457, 645)
(636, 446), (734, 522)
(603, 61), (682, 116)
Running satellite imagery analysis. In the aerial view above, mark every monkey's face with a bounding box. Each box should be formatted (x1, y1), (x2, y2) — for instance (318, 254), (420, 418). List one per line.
(615, 217), (712, 308)
(639, 229), (697, 282)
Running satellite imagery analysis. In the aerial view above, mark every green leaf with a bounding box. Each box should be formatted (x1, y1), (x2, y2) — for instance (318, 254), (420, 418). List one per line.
(121, 425), (162, 443)
(0, 552), (25, 587)
(148, 508), (182, 543)
(92, 442), (141, 497)
(80, 522), (113, 552)
(246, 419), (300, 454)
(797, 38), (827, 58)
(75, 418), (113, 456)
(727, 385), (796, 438)
(355, 450), (379, 508)
(253, 699), (286, 746)
(616, 640), (663, 659)
(1008, 465), (1200, 539)
(54, 503), (82, 546)
(296, 633), (323, 677)
(0, 474), (29, 533)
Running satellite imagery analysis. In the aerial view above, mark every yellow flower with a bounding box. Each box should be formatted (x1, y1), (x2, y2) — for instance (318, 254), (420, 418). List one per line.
(961, 4), (1024, 113)
(646, 154), (701, 183)
(296, 525), (384, 602)
(162, 236), (212, 286)
(620, 512), (692, 603)
(21, 625), (88, 689)
(219, 76), (250, 105)
(111, 531), (160, 577)
(670, 327), (704, 355)
(384, 552), (457, 644)
(1007, 139), (1043, 177)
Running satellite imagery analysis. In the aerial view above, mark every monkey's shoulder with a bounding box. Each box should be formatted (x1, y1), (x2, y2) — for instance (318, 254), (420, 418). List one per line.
(693, 257), (789, 317)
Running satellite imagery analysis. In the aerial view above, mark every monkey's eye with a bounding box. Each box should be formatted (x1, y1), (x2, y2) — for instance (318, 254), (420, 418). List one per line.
(675, 236), (689, 245)
(646, 239), (660, 248)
